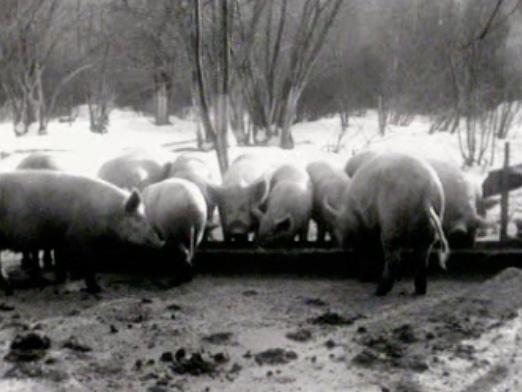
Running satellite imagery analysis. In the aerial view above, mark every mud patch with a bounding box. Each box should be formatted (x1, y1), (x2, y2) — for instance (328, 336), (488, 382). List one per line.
(5, 333), (51, 362)
(286, 329), (313, 342)
(62, 336), (92, 353)
(170, 352), (216, 376)
(202, 332), (234, 345)
(254, 348), (298, 366)
(310, 311), (364, 326)
(304, 298), (328, 307)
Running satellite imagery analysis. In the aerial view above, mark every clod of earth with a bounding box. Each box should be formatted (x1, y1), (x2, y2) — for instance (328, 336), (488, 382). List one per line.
(213, 352), (229, 364)
(0, 303), (15, 311)
(202, 332), (234, 345)
(160, 352), (174, 362)
(254, 348), (298, 366)
(351, 349), (379, 367)
(228, 363), (242, 374)
(325, 339), (336, 349)
(166, 303), (182, 311)
(285, 328), (312, 342)
(304, 298), (328, 307)
(170, 352), (216, 376)
(62, 336), (92, 353)
(5, 333), (51, 363)
(393, 324), (417, 344)
(242, 290), (258, 297)
(310, 311), (364, 326)
(175, 348), (186, 362)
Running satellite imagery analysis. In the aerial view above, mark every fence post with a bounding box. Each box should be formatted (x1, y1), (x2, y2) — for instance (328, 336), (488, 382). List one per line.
(500, 141), (510, 241)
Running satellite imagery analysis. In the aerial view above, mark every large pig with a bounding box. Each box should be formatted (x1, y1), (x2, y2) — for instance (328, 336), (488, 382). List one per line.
(167, 154), (218, 238)
(98, 149), (172, 191)
(326, 153), (449, 296)
(0, 171), (164, 294)
(345, 151), (490, 248)
(306, 161), (350, 242)
(143, 178), (207, 281)
(16, 152), (65, 271)
(209, 155), (272, 242)
(256, 165), (313, 245)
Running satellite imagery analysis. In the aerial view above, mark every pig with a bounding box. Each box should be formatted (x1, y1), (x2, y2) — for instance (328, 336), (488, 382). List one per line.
(16, 152), (66, 272)
(344, 150), (379, 177)
(16, 152), (64, 171)
(0, 171), (164, 294)
(427, 159), (486, 248)
(325, 152), (449, 296)
(345, 151), (493, 248)
(208, 155), (272, 242)
(143, 178), (207, 282)
(98, 149), (172, 191)
(256, 165), (313, 245)
(167, 154), (218, 238)
(306, 161), (351, 242)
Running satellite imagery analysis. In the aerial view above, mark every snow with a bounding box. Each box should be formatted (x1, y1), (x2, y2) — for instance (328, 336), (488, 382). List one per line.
(0, 106), (521, 184)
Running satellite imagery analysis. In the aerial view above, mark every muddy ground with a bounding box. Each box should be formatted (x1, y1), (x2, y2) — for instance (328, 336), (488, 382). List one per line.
(0, 265), (522, 392)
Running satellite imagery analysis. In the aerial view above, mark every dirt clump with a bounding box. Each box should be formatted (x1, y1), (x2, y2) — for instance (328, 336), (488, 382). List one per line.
(170, 351), (216, 376)
(254, 348), (298, 366)
(304, 298), (328, 307)
(202, 332), (234, 345)
(286, 328), (313, 342)
(5, 333), (51, 362)
(310, 311), (363, 326)
(62, 336), (92, 353)
(0, 303), (15, 311)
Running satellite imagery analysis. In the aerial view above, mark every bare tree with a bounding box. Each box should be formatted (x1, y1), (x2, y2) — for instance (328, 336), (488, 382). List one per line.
(232, 0), (343, 149)
(0, 0), (90, 135)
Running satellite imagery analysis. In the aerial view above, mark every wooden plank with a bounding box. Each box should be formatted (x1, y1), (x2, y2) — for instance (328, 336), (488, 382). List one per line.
(501, 142), (510, 241)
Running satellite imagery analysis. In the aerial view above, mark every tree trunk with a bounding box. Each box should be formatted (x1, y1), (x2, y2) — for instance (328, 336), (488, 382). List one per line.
(155, 79), (170, 125)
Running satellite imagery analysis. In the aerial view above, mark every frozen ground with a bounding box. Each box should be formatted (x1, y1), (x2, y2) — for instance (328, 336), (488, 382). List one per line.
(0, 270), (521, 391)
(0, 109), (521, 391)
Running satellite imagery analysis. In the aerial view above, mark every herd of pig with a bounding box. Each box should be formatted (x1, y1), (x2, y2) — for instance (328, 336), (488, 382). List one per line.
(0, 148), (497, 297)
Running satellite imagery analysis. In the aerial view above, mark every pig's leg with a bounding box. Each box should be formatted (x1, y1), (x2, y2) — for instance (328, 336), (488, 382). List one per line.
(53, 247), (69, 284)
(75, 246), (101, 294)
(43, 249), (53, 270)
(375, 241), (401, 296)
(297, 222), (309, 243)
(0, 253), (13, 295)
(413, 248), (429, 295)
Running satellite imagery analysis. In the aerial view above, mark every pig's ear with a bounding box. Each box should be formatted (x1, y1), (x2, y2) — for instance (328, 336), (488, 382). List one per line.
(207, 183), (223, 206)
(251, 175), (270, 205)
(125, 189), (142, 213)
(163, 161), (173, 179)
(322, 195), (342, 223)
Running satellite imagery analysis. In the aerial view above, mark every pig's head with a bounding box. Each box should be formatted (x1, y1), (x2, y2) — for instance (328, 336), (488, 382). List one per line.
(255, 186), (300, 245)
(116, 189), (165, 248)
(209, 176), (270, 236)
(322, 195), (358, 248)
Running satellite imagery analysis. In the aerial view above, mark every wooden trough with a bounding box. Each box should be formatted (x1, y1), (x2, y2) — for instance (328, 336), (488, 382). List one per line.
(89, 142), (522, 278)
